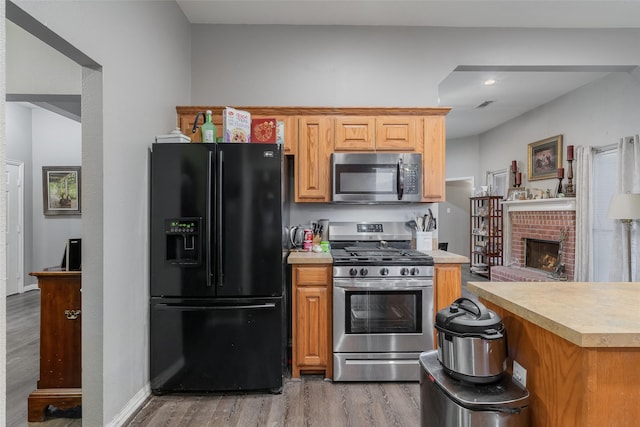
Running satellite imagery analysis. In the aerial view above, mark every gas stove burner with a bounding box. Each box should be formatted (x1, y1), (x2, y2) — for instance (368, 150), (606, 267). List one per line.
(344, 246), (402, 253)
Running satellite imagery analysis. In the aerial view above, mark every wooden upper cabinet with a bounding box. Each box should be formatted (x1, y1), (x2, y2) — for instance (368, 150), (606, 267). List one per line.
(422, 115), (446, 202)
(334, 116), (419, 151)
(179, 113), (223, 143)
(296, 116), (333, 202)
(334, 116), (376, 150)
(375, 116), (418, 151)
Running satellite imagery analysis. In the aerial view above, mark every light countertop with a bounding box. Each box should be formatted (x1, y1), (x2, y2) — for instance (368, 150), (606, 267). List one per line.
(422, 250), (469, 264)
(467, 281), (640, 348)
(287, 250), (333, 264)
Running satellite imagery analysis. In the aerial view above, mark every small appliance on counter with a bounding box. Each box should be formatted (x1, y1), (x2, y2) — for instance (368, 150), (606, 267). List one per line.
(435, 297), (507, 384)
(420, 298), (529, 426)
(419, 350), (530, 426)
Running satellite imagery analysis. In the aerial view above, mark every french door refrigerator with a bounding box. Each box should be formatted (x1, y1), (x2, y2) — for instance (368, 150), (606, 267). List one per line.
(149, 142), (284, 394)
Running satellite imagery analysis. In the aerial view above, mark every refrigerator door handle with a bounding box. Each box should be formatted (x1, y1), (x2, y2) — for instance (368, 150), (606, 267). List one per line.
(217, 150), (224, 287)
(206, 150), (213, 287)
(154, 303), (277, 311)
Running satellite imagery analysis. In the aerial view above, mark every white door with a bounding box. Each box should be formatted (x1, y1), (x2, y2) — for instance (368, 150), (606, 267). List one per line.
(6, 161), (24, 295)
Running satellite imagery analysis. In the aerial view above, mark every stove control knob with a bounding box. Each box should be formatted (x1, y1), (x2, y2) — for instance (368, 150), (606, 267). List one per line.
(349, 268), (358, 277)
(360, 268), (368, 276)
(400, 268), (409, 276)
(411, 267), (420, 276)
(380, 267), (389, 276)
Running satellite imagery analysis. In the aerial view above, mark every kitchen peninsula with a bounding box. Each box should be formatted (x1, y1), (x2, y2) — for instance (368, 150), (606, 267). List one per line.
(467, 281), (640, 427)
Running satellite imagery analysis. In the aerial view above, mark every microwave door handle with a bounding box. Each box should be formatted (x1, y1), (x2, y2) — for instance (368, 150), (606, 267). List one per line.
(397, 157), (405, 200)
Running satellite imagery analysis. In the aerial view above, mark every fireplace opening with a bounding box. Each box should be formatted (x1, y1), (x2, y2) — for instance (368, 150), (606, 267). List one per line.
(525, 239), (560, 272)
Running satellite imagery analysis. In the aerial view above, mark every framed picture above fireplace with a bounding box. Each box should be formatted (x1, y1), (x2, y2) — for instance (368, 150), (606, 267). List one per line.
(528, 135), (563, 181)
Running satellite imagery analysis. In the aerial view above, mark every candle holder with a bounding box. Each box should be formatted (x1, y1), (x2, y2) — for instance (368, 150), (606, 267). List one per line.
(556, 177), (564, 197)
(565, 159), (575, 197)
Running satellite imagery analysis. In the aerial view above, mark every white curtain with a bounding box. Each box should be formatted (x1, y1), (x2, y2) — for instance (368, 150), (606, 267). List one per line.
(575, 146), (594, 281)
(609, 136), (640, 281)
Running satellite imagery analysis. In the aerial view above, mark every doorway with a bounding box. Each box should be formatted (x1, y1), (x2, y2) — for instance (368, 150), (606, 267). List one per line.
(439, 177), (474, 257)
(5, 161), (24, 295)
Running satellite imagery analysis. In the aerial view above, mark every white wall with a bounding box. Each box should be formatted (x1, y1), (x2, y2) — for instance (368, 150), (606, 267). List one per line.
(479, 71), (640, 191)
(6, 104), (34, 288)
(6, 20), (81, 95)
(30, 107), (82, 273)
(10, 1), (192, 425)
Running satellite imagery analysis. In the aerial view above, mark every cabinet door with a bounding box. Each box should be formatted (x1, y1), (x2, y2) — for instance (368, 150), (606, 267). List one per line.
(252, 115), (298, 156)
(296, 116), (333, 202)
(375, 116), (418, 150)
(295, 286), (329, 368)
(38, 275), (82, 388)
(422, 115), (446, 201)
(334, 116), (375, 151)
(179, 114), (223, 143)
(433, 264), (462, 347)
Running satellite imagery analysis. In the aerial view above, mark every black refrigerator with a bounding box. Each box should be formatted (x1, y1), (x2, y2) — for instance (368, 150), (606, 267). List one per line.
(149, 142), (284, 394)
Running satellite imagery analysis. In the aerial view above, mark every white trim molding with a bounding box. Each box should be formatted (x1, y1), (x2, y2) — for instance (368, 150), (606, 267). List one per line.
(502, 198), (577, 212)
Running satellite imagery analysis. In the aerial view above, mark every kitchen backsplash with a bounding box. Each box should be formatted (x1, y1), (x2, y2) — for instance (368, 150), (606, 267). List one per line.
(289, 202), (439, 240)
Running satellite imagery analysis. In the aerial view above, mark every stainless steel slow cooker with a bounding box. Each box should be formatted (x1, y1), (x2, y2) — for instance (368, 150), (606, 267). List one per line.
(435, 297), (507, 384)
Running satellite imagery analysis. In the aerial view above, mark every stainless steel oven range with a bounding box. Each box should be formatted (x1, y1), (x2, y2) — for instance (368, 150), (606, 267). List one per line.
(330, 222), (434, 381)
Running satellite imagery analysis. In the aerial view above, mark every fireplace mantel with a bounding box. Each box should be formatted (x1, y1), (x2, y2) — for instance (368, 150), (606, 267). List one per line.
(500, 198), (577, 281)
(502, 198), (576, 212)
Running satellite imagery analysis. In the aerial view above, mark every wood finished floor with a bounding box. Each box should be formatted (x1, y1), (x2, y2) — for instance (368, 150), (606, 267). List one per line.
(6, 263), (486, 426)
(129, 379), (420, 426)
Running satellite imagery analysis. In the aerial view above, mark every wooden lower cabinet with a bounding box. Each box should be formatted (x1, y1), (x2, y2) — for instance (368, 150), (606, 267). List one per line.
(28, 272), (82, 422)
(291, 264), (333, 378)
(433, 264), (462, 345)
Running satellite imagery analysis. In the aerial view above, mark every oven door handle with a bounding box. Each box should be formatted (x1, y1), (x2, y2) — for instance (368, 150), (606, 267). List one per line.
(333, 280), (433, 291)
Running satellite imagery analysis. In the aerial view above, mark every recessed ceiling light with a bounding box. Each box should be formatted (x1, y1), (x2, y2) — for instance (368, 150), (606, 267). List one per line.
(483, 79), (496, 86)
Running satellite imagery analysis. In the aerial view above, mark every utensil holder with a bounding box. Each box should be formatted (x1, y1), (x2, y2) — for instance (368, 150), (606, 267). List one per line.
(414, 231), (433, 251)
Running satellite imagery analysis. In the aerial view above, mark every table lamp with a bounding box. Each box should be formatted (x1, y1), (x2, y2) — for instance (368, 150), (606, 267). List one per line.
(607, 193), (640, 281)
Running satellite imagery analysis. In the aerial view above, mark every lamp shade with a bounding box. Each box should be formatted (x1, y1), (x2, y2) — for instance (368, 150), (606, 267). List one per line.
(607, 193), (640, 220)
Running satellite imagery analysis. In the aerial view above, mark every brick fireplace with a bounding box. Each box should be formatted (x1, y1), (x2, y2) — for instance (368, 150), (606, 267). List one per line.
(492, 199), (576, 282)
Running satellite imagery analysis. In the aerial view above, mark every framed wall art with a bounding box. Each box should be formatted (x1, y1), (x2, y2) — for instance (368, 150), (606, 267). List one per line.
(528, 135), (563, 181)
(42, 166), (81, 216)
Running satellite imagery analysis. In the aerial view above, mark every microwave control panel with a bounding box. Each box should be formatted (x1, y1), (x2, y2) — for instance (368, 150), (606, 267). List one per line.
(404, 164), (419, 194)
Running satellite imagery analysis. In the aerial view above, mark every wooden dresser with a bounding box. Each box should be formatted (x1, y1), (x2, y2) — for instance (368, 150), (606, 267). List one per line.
(28, 271), (82, 422)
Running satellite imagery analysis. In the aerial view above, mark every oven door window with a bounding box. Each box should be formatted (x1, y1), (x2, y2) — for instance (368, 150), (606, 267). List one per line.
(334, 164), (397, 195)
(345, 290), (422, 334)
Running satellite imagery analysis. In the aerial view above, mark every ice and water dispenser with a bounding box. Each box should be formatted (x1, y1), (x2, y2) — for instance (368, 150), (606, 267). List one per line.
(164, 217), (202, 266)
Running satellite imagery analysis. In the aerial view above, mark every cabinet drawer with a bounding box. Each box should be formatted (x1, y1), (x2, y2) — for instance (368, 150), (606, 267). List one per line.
(294, 265), (331, 285)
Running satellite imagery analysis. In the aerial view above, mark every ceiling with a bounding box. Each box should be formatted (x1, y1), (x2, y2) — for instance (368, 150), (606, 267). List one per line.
(11, 1), (640, 138)
(175, 0), (640, 139)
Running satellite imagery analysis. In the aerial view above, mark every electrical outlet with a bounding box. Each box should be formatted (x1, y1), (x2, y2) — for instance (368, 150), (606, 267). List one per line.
(513, 360), (527, 387)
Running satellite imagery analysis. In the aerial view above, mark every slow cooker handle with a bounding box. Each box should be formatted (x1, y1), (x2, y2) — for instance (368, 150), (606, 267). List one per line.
(451, 297), (490, 319)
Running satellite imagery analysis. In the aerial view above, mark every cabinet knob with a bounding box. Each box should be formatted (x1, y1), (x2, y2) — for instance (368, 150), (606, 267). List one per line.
(64, 309), (81, 320)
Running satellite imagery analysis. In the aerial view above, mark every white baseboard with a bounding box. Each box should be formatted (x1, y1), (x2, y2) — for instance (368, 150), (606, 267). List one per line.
(106, 385), (150, 427)
(22, 284), (39, 293)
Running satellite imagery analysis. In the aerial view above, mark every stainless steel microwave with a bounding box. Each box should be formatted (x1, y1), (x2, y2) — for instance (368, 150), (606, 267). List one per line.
(331, 153), (422, 203)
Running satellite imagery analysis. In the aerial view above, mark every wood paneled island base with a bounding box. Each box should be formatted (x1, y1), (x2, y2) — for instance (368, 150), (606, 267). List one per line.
(28, 272), (82, 422)
(468, 281), (640, 427)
